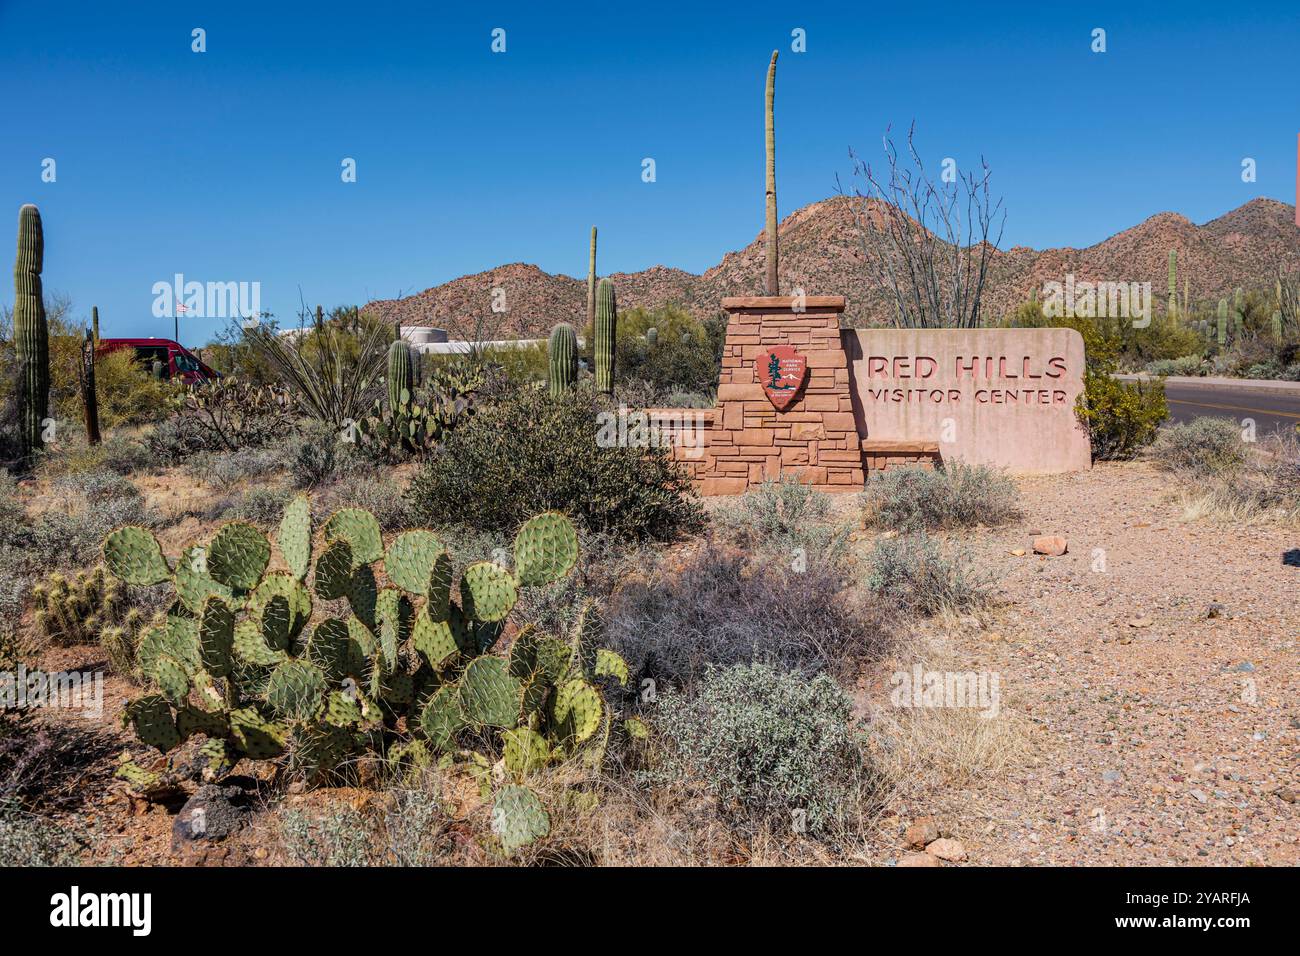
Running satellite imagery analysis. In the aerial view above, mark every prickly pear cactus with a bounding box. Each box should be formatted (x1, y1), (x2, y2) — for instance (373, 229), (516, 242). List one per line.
(102, 496), (628, 844)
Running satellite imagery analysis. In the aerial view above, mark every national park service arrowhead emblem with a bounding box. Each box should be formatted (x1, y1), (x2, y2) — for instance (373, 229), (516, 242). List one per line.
(756, 345), (808, 411)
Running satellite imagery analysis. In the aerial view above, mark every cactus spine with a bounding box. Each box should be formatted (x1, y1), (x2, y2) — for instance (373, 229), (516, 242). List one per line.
(14, 204), (49, 457)
(586, 226), (597, 334)
(387, 339), (414, 413)
(764, 50), (779, 296)
(594, 278), (617, 393)
(548, 323), (577, 397)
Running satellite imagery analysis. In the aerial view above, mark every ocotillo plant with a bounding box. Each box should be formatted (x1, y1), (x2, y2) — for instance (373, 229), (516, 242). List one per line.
(387, 339), (414, 413)
(587, 226), (597, 333)
(594, 278), (617, 393)
(14, 204), (49, 457)
(548, 322), (577, 397)
(764, 50), (779, 296)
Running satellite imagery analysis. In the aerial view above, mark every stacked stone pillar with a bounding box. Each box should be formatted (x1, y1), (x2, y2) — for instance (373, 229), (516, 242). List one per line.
(696, 295), (864, 495)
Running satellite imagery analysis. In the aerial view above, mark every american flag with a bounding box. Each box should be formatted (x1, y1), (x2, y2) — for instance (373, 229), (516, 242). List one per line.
(175, 302), (190, 314)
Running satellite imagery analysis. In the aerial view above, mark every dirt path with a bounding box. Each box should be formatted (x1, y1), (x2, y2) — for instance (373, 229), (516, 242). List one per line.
(882, 462), (1298, 865)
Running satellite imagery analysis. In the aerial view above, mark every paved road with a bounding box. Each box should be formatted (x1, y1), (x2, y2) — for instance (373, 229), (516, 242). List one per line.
(1159, 380), (1300, 436)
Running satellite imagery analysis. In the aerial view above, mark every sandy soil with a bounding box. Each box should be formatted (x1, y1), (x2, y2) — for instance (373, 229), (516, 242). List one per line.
(871, 462), (1298, 865)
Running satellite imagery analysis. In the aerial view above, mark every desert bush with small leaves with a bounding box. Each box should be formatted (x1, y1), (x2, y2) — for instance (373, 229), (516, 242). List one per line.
(865, 532), (995, 615)
(862, 463), (1020, 532)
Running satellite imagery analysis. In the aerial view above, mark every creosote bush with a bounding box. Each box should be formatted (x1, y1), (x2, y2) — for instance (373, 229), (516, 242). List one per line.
(407, 386), (703, 541)
(861, 463), (1020, 532)
(648, 662), (876, 838)
(865, 531), (994, 615)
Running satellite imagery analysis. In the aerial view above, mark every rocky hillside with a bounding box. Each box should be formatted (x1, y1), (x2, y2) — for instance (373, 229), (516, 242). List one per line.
(365, 198), (1300, 335)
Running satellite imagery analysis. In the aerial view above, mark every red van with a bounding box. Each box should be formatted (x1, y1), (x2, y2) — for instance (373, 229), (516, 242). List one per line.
(96, 337), (221, 385)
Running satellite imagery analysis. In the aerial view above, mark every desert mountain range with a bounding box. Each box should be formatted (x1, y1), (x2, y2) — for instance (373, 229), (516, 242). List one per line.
(365, 197), (1300, 337)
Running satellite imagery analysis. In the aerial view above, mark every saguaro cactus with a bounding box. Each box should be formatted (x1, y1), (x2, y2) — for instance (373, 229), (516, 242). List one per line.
(1217, 298), (1229, 346)
(81, 329), (101, 446)
(387, 339), (414, 413)
(1167, 250), (1177, 322)
(14, 204), (49, 457)
(764, 50), (779, 296)
(92, 305), (100, 346)
(548, 322), (577, 397)
(594, 278), (617, 393)
(646, 327), (658, 347)
(586, 226), (597, 333)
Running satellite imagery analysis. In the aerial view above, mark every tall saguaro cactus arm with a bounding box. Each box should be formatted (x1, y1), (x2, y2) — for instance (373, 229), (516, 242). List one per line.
(764, 50), (779, 296)
(14, 204), (50, 457)
(587, 226), (597, 332)
(594, 278), (617, 393)
(548, 322), (578, 397)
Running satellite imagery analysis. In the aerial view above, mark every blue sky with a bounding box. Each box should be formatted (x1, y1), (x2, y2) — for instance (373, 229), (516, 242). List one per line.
(2, 0), (1297, 346)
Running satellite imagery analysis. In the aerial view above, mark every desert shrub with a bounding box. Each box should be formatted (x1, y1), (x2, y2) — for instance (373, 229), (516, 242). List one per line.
(1077, 369), (1168, 460)
(185, 447), (283, 490)
(176, 377), (296, 451)
(22, 470), (159, 571)
(318, 474), (410, 531)
(277, 786), (455, 866)
(648, 662), (876, 838)
(714, 477), (851, 565)
(282, 422), (369, 488)
(0, 802), (83, 866)
(862, 462), (1020, 532)
(865, 532), (994, 615)
(663, 390), (715, 409)
(279, 807), (372, 867)
(1145, 355), (1206, 377)
(1150, 418), (1248, 476)
(607, 544), (882, 688)
(144, 415), (211, 465)
(1175, 428), (1300, 524)
(609, 305), (725, 395)
(224, 485), (295, 526)
(1, 708), (117, 812)
(407, 386), (704, 541)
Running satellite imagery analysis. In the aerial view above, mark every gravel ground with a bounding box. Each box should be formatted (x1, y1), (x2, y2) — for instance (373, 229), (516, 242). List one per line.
(879, 461), (1298, 865)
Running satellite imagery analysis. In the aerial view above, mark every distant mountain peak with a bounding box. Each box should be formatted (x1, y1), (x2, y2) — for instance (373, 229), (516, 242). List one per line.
(366, 198), (1300, 335)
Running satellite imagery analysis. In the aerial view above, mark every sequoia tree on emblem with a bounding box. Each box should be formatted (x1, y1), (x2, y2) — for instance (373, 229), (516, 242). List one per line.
(755, 345), (809, 410)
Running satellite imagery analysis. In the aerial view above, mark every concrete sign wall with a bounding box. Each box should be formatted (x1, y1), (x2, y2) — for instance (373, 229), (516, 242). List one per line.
(845, 328), (1092, 474)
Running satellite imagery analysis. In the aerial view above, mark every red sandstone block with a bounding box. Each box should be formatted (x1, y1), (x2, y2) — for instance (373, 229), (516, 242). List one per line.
(722, 403), (744, 430)
(717, 384), (766, 401)
(700, 477), (748, 496)
(822, 412), (857, 431)
(807, 351), (847, 368)
(781, 447), (810, 465)
(804, 395), (840, 411)
(735, 429), (774, 446)
(834, 368), (849, 384)
(818, 450), (865, 463)
(789, 421), (827, 440)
